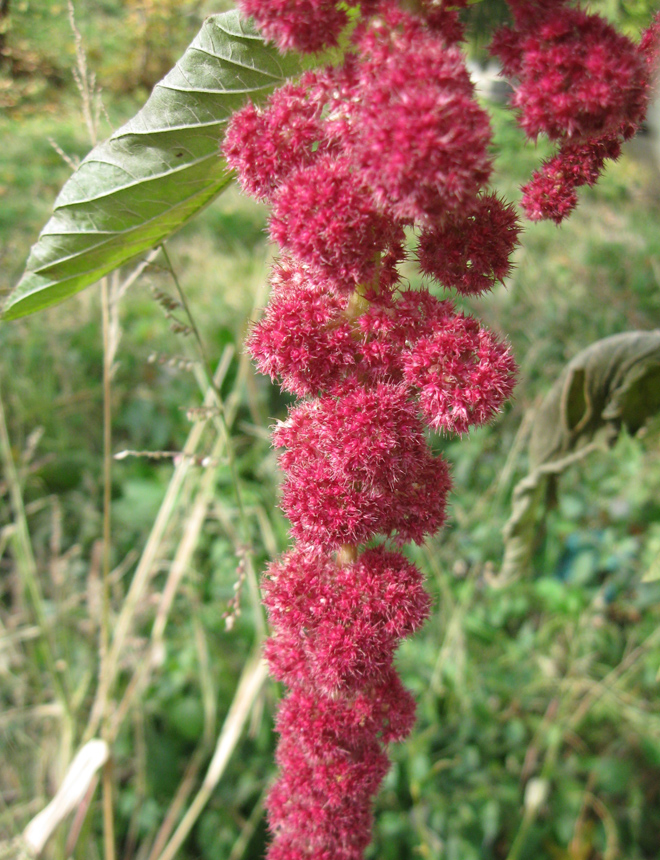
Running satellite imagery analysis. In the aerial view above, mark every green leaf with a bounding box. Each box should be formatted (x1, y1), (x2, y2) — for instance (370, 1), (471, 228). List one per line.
(3, 11), (300, 320)
(527, 330), (660, 469)
(502, 331), (660, 578)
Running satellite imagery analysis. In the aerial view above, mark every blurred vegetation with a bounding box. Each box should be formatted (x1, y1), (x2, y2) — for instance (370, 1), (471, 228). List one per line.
(2, 3), (660, 860)
(0, 0), (219, 111)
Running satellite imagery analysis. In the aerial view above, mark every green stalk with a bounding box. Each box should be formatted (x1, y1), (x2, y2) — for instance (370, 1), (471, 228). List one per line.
(100, 277), (116, 860)
(160, 244), (266, 640)
(0, 385), (71, 719)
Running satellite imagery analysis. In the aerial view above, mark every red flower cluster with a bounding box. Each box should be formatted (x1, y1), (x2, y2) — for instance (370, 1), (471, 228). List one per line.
(274, 383), (451, 547)
(225, 4), (520, 294)
(491, 0), (659, 221)
(245, 259), (355, 397)
(247, 266), (516, 424)
(224, 1), (657, 857)
(223, 76), (329, 201)
(270, 156), (405, 293)
(263, 546), (429, 693)
(417, 194), (520, 294)
(403, 312), (517, 435)
(237, 0), (350, 53)
(347, 7), (494, 223)
(263, 546), (427, 859)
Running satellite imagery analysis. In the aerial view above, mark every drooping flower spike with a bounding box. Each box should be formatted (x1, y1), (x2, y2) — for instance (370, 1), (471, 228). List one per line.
(226, 1), (658, 857)
(492, 1), (659, 221)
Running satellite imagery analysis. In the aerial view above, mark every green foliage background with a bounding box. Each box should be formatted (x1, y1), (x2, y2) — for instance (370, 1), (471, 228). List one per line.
(2, 3), (660, 860)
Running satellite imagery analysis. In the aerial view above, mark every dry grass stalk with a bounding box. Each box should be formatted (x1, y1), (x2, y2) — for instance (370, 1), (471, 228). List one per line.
(21, 740), (109, 857)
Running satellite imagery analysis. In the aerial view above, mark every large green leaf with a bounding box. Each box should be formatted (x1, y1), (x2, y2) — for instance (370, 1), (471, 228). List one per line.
(3, 11), (300, 320)
(502, 331), (660, 578)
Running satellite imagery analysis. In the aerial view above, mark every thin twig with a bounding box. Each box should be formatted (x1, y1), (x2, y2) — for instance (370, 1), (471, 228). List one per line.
(146, 616), (218, 860)
(47, 137), (79, 172)
(0, 388), (71, 718)
(227, 788), (267, 860)
(123, 710), (147, 860)
(160, 244), (266, 640)
(146, 746), (211, 860)
(67, 0), (102, 146)
(84, 349), (234, 740)
(116, 248), (162, 302)
(108, 431), (228, 741)
(100, 278), (116, 860)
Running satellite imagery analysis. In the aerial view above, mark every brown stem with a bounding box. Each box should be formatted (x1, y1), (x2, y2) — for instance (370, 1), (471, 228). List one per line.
(337, 544), (358, 565)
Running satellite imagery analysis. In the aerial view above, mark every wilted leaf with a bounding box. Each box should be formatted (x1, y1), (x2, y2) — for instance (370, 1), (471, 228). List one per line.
(3, 11), (300, 320)
(502, 331), (660, 578)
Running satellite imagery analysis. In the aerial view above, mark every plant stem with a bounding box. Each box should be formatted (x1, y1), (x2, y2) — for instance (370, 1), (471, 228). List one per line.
(159, 243), (266, 640)
(0, 385), (71, 718)
(84, 349), (234, 741)
(100, 277), (116, 860)
(337, 544), (358, 564)
(228, 787), (267, 860)
(109, 430), (227, 741)
(504, 807), (536, 860)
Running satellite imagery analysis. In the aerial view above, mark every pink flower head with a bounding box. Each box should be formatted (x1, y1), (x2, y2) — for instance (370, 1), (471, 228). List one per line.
(640, 11), (660, 78)
(422, 0), (468, 44)
(246, 258), (355, 395)
(266, 661), (418, 860)
(273, 383), (450, 547)
(503, 0), (571, 33)
(223, 75), (329, 201)
(250, 281), (455, 391)
(270, 156), (405, 293)
(276, 674), (417, 757)
(357, 288), (454, 377)
(520, 169), (578, 224)
(346, 9), (493, 222)
(276, 732), (390, 807)
(521, 136), (621, 222)
(238, 0), (348, 53)
(403, 311), (517, 435)
(374, 0), (468, 44)
(361, 288), (447, 344)
(493, 8), (650, 143)
(291, 721), (391, 792)
(417, 194), (521, 295)
(263, 546), (430, 692)
(267, 766), (376, 860)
